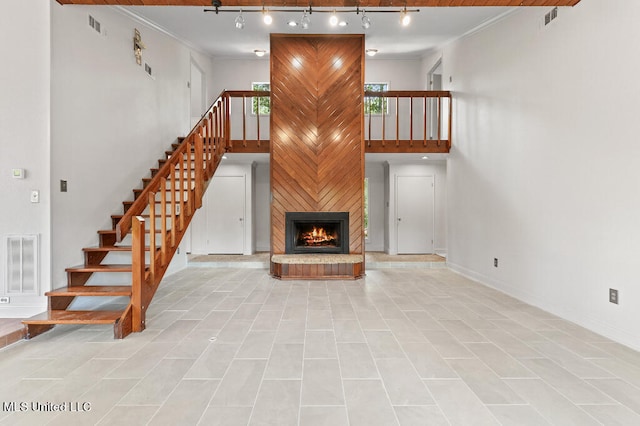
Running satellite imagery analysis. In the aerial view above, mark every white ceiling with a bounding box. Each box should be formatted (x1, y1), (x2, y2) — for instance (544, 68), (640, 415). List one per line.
(120, 5), (514, 59)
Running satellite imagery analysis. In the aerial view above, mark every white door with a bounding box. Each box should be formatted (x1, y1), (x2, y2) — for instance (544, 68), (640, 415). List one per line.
(205, 176), (245, 254)
(396, 175), (434, 254)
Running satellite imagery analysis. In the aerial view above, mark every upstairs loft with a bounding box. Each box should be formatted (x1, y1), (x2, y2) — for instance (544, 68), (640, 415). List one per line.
(208, 89), (452, 155)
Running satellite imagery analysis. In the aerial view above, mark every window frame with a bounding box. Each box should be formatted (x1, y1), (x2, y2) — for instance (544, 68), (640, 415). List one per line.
(251, 82), (271, 116)
(364, 82), (389, 116)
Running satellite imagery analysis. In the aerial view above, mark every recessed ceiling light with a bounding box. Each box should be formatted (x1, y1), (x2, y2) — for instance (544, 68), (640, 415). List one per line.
(287, 20), (298, 27)
(222, 155), (228, 159)
(338, 21), (348, 27)
(254, 49), (266, 57)
(366, 49), (378, 57)
(422, 156), (429, 160)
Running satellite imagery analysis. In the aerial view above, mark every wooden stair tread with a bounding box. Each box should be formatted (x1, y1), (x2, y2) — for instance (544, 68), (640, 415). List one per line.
(23, 310), (123, 325)
(46, 286), (132, 297)
(65, 264), (135, 273)
(99, 228), (172, 235)
(83, 246), (154, 252)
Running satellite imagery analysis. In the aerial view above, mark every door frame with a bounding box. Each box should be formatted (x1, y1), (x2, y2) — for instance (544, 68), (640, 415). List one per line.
(427, 58), (443, 140)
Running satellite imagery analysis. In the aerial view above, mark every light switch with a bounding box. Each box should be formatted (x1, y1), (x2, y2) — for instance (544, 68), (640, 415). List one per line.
(12, 168), (25, 179)
(30, 190), (39, 203)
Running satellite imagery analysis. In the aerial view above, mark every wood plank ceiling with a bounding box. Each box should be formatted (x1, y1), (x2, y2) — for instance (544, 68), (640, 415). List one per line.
(55, 1), (582, 7)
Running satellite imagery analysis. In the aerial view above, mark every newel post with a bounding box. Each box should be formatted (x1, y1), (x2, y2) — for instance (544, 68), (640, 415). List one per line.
(131, 216), (146, 332)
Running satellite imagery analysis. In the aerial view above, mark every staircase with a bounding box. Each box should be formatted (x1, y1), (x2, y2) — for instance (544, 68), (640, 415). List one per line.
(23, 92), (231, 339)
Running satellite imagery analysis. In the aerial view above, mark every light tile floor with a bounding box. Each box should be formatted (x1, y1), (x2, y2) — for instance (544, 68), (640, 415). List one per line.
(1, 267), (640, 425)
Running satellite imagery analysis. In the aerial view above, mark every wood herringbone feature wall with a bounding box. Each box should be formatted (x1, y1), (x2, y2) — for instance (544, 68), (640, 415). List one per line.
(270, 34), (364, 255)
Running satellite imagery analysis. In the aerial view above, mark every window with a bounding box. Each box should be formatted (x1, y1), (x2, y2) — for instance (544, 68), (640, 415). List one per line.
(252, 82), (270, 115)
(364, 178), (369, 239)
(364, 83), (389, 115)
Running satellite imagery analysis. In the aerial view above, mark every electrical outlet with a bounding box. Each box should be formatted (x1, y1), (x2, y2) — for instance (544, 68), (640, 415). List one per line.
(0, 297), (9, 304)
(30, 190), (40, 203)
(609, 288), (619, 305)
(494, 258), (498, 268)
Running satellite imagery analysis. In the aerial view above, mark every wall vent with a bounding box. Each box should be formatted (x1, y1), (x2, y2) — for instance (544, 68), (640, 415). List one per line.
(5, 235), (39, 295)
(88, 15), (102, 34)
(544, 7), (558, 26)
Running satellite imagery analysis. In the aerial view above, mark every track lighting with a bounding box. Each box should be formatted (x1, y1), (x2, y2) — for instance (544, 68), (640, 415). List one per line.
(204, 6), (419, 29)
(234, 10), (245, 30)
(361, 11), (371, 30)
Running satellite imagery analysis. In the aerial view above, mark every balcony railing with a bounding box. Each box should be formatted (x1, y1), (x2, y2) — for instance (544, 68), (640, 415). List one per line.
(221, 90), (452, 153)
(364, 90), (452, 152)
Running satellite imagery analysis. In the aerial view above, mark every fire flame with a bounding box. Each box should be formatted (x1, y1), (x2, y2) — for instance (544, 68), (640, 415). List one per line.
(301, 226), (335, 245)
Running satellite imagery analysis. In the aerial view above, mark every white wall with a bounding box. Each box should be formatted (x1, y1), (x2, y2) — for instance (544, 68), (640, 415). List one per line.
(255, 163), (270, 252)
(365, 163), (385, 252)
(0, 0), (51, 317)
(211, 58), (270, 141)
(444, 0), (640, 349)
(190, 161), (256, 255)
(385, 162), (447, 255)
(365, 58), (429, 140)
(50, 4), (214, 288)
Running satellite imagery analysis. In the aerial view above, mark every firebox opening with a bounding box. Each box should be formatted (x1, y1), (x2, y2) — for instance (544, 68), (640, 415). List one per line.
(296, 223), (339, 248)
(285, 212), (349, 254)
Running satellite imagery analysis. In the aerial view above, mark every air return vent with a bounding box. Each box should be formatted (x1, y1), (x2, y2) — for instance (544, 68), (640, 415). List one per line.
(88, 15), (102, 34)
(544, 7), (558, 26)
(5, 235), (38, 295)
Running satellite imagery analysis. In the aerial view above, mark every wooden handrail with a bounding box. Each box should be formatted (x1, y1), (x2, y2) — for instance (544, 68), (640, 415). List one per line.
(364, 90), (452, 98)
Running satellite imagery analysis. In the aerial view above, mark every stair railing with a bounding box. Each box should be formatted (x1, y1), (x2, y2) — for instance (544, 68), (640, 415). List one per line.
(117, 90), (230, 335)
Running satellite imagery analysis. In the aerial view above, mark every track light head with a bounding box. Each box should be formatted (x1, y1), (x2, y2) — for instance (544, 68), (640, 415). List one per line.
(401, 8), (411, 26)
(234, 10), (245, 30)
(361, 12), (371, 30)
(263, 9), (273, 25)
(300, 11), (311, 29)
(329, 10), (338, 26)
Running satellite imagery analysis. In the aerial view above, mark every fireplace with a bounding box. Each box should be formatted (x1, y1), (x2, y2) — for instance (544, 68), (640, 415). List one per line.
(285, 212), (349, 254)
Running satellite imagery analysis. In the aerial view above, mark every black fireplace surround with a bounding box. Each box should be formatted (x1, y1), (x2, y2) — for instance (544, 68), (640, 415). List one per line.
(285, 212), (349, 254)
